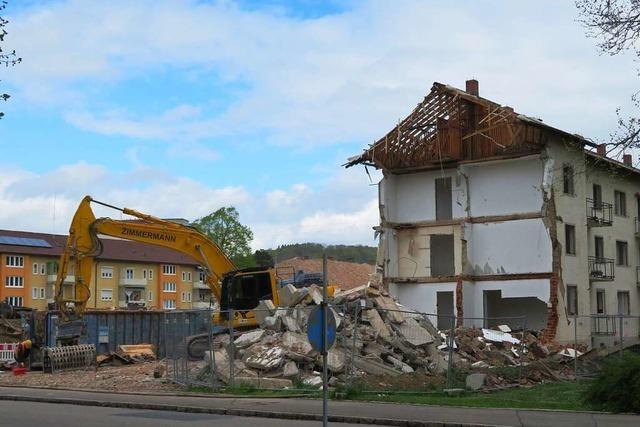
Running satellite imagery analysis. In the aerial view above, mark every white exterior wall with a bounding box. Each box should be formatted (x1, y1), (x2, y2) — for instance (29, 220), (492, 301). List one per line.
(389, 281), (457, 317)
(466, 219), (553, 275)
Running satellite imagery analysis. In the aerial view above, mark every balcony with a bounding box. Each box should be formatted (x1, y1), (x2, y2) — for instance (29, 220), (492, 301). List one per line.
(586, 198), (613, 227)
(589, 256), (615, 281)
(192, 301), (213, 309)
(193, 280), (209, 290)
(119, 278), (147, 287)
(47, 274), (75, 284)
(118, 300), (146, 309)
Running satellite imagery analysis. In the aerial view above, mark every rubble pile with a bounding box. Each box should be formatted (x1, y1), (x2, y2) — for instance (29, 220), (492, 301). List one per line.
(198, 283), (587, 391)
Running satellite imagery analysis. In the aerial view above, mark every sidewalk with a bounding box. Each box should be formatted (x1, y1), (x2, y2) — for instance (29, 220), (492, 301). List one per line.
(0, 386), (638, 427)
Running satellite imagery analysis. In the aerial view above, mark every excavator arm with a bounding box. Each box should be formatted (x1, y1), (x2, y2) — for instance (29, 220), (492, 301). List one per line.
(55, 196), (235, 318)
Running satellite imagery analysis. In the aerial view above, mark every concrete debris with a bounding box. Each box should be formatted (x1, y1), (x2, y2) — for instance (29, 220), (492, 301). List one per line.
(254, 300), (276, 324)
(196, 285), (581, 392)
(558, 348), (583, 358)
(234, 330), (266, 349)
(465, 373), (486, 391)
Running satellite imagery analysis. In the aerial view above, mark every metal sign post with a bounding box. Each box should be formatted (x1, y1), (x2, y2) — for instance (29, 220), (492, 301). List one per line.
(307, 253), (335, 427)
(322, 253), (328, 427)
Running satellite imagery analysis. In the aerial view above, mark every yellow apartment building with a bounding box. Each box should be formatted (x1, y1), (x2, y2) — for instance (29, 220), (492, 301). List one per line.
(0, 229), (215, 311)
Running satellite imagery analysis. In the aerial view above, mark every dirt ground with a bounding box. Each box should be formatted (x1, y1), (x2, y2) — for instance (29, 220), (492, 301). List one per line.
(0, 362), (182, 393)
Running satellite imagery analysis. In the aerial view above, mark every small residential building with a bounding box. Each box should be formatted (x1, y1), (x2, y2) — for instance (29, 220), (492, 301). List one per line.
(347, 79), (640, 346)
(0, 229), (214, 311)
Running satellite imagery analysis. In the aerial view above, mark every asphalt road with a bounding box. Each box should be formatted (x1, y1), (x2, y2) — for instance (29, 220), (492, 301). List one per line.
(0, 401), (365, 427)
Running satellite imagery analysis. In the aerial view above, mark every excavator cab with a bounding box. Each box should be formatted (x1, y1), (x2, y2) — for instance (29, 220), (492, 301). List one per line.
(218, 267), (279, 323)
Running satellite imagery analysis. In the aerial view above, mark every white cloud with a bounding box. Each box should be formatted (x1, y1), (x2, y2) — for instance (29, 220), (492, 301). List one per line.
(6, 0), (639, 146)
(0, 161), (378, 249)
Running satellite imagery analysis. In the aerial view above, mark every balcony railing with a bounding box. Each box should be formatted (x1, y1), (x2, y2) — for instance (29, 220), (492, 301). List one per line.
(591, 315), (617, 336)
(586, 198), (613, 226)
(119, 278), (147, 287)
(589, 256), (615, 281)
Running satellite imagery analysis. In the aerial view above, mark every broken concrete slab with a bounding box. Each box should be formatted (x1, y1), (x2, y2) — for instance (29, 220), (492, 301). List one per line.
(234, 330), (266, 349)
(255, 300), (276, 325)
(482, 328), (520, 345)
(279, 284), (309, 307)
(302, 375), (323, 387)
(281, 331), (314, 356)
(396, 317), (434, 347)
(327, 348), (345, 373)
(374, 296), (405, 324)
(283, 360), (299, 378)
(362, 308), (391, 340)
(307, 285), (324, 305)
(387, 355), (414, 373)
(471, 360), (489, 369)
(465, 373), (486, 391)
(353, 355), (401, 377)
(282, 315), (301, 333)
(244, 346), (285, 370)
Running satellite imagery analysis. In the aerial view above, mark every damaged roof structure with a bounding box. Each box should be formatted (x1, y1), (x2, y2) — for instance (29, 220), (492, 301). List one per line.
(348, 79), (640, 347)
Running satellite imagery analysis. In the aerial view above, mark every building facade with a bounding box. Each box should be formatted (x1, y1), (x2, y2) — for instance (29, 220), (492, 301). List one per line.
(348, 80), (640, 346)
(0, 229), (214, 311)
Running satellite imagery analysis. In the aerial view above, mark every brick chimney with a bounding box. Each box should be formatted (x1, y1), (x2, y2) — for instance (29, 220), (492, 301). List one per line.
(596, 144), (607, 156)
(466, 79), (479, 97)
(623, 153), (633, 166)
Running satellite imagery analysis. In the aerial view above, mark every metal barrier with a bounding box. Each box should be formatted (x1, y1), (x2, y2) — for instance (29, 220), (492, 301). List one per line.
(43, 344), (96, 373)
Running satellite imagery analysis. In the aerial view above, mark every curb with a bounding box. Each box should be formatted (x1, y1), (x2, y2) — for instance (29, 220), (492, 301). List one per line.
(0, 394), (501, 427)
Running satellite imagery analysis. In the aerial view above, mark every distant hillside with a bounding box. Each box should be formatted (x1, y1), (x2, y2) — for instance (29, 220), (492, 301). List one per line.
(268, 243), (376, 265)
(276, 257), (374, 290)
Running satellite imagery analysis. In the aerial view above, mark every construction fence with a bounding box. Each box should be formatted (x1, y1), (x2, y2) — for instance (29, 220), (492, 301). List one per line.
(163, 306), (640, 393)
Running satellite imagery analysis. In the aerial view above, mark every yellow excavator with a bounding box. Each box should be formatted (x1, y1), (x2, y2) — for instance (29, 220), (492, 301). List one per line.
(54, 196), (330, 357)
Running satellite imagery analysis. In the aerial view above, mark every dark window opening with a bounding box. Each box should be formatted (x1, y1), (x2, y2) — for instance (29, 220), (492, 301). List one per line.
(563, 165), (574, 195)
(567, 285), (578, 315)
(435, 177), (452, 220)
(220, 272), (273, 312)
(616, 240), (628, 266)
(595, 236), (604, 259)
(614, 190), (627, 216)
(565, 224), (576, 255)
(430, 234), (455, 276)
(596, 290), (605, 315)
(593, 184), (602, 207)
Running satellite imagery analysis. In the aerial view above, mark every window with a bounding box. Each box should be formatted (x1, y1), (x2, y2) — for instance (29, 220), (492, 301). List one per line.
(125, 268), (134, 279)
(7, 296), (23, 307)
(101, 267), (113, 279)
(199, 272), (206, 282)
(148, 269), (154, 279)
(593, 184), (602, 207)
(567, 285), (578, 315)
(596, 290), (605, 314)
(5, 276), (24, 288)
(563, 165), (574, 195)
(615, 189), (628, 215)
(100, 289), (113, 301)
(39, 288), (45, 299)
(182, 291), (191, 302)
(147, 291), (153, 301)
(33, 263), (39, 275)
(163, 282), (176, 292)
(181, 271), (192, 282)
(40, 263), (45, 275)
(6, 256), (24, 267)
(594, 236), (604, 259)
(617, 291), (630, 315)
(614, 190), (627, 216)
(143, 269), (147, 279)
(163, 299), (176, 310)
(565, 224), (576, 255)
(32, 287), (39, 299)
(435, 177), (453, 220)
(162, 265), (176, 275)
(616, 241), (628, 266)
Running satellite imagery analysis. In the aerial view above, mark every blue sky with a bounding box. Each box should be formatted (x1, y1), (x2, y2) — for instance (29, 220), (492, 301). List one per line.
(0, 0), (637, 249)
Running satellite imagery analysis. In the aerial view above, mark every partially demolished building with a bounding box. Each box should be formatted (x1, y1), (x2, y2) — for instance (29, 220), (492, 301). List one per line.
(348, 80), (640, 345)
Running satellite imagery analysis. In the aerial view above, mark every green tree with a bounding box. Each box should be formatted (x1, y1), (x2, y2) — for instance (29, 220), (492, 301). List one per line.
(1, 1), (22, 120)
(193, 207), (255, 268)
(254, 249), (274, 267)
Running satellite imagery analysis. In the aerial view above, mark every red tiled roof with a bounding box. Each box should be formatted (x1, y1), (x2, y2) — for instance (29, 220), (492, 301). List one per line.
(0, 229), (199, 266)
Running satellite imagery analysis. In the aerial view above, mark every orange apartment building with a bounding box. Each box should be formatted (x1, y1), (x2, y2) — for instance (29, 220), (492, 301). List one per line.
(0, 229), (215, 311)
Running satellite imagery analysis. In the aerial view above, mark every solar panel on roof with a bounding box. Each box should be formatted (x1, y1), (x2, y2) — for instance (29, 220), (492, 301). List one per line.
(0, 236), (52, 248)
